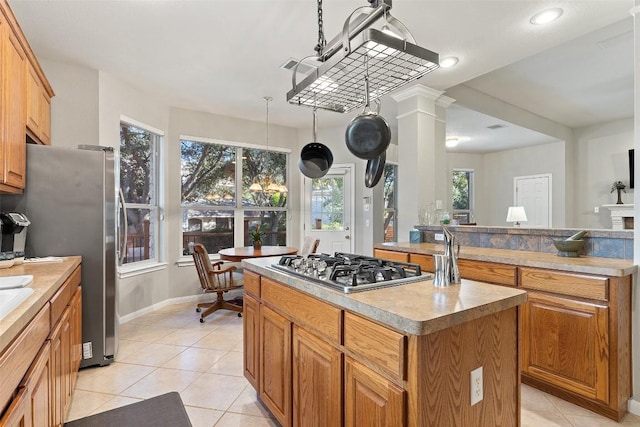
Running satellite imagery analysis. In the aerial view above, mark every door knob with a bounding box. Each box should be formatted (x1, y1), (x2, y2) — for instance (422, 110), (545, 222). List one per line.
(345, 235), (350, 239)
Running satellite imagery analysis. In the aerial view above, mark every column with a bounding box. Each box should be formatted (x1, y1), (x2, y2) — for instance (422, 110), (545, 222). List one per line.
(391, 85), (454, 241)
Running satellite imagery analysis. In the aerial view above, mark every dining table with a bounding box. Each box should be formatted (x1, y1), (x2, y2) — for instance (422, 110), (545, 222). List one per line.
(218, 245), (298, 262)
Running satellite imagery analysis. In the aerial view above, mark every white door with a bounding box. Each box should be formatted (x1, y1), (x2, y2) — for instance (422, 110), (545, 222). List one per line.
(303, 165), (354, 254)
(514, 174), (552, 227)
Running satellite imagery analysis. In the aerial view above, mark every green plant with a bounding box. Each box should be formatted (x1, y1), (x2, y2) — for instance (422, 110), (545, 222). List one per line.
(250, 224), (265, 242)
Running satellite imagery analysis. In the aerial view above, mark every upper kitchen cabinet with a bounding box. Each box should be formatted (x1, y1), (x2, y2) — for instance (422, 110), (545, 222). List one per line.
(0, 0), (54, 194)
(26, 62), (52, 145)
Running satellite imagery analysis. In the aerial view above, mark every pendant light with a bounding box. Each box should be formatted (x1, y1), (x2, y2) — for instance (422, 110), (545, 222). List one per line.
(249, 96), (288, 194)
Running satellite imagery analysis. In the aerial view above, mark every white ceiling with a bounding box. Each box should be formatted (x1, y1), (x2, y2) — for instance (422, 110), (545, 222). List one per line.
(9, 0), (635, 153)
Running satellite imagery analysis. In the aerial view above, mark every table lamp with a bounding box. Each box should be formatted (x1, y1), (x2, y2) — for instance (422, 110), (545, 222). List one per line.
(506, 206), (527, 227)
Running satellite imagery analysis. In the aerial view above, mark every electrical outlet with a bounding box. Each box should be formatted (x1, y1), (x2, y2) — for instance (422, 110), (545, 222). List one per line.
(594, 206), (599, 213)
(435, 233), (444, 241)
(470, 366), (483, 405)
(435, 200), (443, 210)
(83, 342), (93, 359)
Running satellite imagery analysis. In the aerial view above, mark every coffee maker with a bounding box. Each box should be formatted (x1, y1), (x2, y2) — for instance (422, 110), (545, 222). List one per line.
(0, 212), (30, 264)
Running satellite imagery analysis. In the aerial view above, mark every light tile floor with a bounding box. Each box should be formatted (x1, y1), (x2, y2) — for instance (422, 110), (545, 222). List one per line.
(67, 301), (640, 427)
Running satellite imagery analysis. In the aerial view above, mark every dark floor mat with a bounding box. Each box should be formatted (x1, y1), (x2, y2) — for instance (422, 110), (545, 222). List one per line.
(64, 392), (192, 427)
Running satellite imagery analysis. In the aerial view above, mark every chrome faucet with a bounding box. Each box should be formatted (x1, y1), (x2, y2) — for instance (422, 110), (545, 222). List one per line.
(442, 226), (461, 284)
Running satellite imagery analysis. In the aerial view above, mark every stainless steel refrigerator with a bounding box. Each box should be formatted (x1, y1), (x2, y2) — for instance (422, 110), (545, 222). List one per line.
(5, 143), (118, 368)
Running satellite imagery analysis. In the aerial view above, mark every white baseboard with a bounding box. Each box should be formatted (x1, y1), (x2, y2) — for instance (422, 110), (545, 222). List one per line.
(629, 398), (640, 416)
(119, 294), (211, 324)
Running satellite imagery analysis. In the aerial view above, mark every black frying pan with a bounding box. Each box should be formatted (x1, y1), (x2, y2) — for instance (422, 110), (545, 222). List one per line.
(299, 108), (333, 179)
(365, 151), (386, 188)
(345, 76), (391, 160)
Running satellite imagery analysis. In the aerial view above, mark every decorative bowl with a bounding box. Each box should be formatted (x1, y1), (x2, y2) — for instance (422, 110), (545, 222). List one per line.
(552, 239), (585, 257)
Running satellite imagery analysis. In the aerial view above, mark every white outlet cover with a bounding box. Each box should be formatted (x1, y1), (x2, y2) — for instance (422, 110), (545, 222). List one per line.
(470, 366), (483, 406)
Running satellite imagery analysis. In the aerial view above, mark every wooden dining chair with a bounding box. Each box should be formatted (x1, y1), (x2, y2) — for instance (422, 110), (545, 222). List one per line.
(299, 236), (320, 257)
(189, 243), (243, 323)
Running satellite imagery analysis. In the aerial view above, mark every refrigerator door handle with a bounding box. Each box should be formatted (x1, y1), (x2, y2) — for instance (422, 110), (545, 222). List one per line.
(117, 188), (128, 266)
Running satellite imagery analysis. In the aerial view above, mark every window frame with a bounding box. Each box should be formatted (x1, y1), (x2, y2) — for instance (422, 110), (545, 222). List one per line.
(118, 116), (165, 275)
(383, 163), (398, 242)
(452, 168), (474, 224)
(179, 135), (291, 261)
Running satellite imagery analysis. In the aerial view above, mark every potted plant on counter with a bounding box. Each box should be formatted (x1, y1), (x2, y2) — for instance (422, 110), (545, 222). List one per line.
(250, 224), (265, 249)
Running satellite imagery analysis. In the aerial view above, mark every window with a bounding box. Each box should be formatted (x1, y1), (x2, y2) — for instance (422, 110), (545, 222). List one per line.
(383, 164), (397, 242)
(180, 138), (289, 255)
(119, 120), (163, 265)
(452, 169), (474, 224)
(311, 176), (344, 230)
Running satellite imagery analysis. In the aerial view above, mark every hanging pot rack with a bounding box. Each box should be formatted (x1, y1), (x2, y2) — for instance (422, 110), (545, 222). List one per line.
(286, 0), (439, 114)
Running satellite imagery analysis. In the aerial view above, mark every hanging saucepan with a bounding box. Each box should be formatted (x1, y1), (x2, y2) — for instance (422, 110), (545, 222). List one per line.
(299, 108), (333, 178)
(365, 151), (386, 188)
(345, 76), (391, 160)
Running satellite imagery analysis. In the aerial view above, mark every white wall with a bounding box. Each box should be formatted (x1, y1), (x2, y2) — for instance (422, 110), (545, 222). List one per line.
(574, 118), (635, 228)
(482, 141), (566, 227)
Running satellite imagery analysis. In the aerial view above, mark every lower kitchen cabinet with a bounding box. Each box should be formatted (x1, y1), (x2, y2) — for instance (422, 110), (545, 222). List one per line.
(521, 291), (609, 402)
(344, 357), (405, 427)
(0, 264), (82, 426)
(292, 325), (342, 427)
(0, 387), (30, 427)
(243, 294), (260, 390)
(260, 305), (291, 426)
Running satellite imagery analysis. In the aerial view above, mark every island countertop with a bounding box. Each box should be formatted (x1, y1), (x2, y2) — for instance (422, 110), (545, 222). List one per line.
(242, 256), (527, 336)
(375, 242), (637, 277)
(0, 256), (82, 355)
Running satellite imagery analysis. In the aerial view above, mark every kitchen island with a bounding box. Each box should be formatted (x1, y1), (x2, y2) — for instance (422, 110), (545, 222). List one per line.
(242, 256), (527, 426)
(374, 242), (635, 421)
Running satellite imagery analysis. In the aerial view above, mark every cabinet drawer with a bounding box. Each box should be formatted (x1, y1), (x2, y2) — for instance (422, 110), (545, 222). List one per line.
(373, 249), (408, 263)
(0, 304), (50, 413)
(49, 266), (81, 326)
(458, 259), (516, 286)
(244, 270), (260, 298)
(519, 268), (608, 301)
(344, 312), (406, 382)
(261, 278), (341, 344)
(409, 254), (433, 273)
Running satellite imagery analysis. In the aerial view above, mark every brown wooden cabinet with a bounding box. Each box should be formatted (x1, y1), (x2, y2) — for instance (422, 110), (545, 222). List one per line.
(345, 356), (405, 427)
(518, 267), (631, 421)
(26, 62), (51, 145)
(259, 305), (291, 426)
(292, 325), (342, 427)
(242, 294), (260, 390)
(0, 7), (27, 194)
(0, 0), (54, 194)
(244, 269), (520, 426)
(521, 291), (609, 402)
(0, 266), (81, 426)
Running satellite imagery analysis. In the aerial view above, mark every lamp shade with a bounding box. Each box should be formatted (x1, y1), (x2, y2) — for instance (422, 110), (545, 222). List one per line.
(506, 206), (528, 224)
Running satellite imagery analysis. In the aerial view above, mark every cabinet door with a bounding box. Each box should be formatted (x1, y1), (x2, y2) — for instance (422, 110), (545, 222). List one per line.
(0, 387), (31, 427)
(22, 342), (51, 427)
(39, 91), (50, 145)
(49, 319), (63, 427)
(69, 288), (82, 387)
(521, 291), (609, 403)
(0, 14), (27, 191)
(345, 357), (405, 427)
(243, 294), (260, 389)
(260, 305), (292, 427)
(26, 64), (41, 138)
(292, 326), (342, 427)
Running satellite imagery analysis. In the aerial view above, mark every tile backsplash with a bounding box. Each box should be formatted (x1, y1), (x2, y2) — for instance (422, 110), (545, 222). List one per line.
(415, 226), (633, 260)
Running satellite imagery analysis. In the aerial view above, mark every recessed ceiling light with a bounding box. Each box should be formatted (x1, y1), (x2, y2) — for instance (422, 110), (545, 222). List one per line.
(446, 137), (459, 148)
(530, 8), (563, 25)
(440, 57), (459, 68)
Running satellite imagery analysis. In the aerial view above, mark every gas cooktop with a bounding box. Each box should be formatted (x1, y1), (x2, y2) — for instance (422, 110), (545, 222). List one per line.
(271, 252), (431, 293)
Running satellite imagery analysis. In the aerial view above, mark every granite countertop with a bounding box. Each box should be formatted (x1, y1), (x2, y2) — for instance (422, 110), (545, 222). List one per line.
(0, 257), (82, 354)
(242, 257), (527, 336)
(375, 242), (637, 277)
